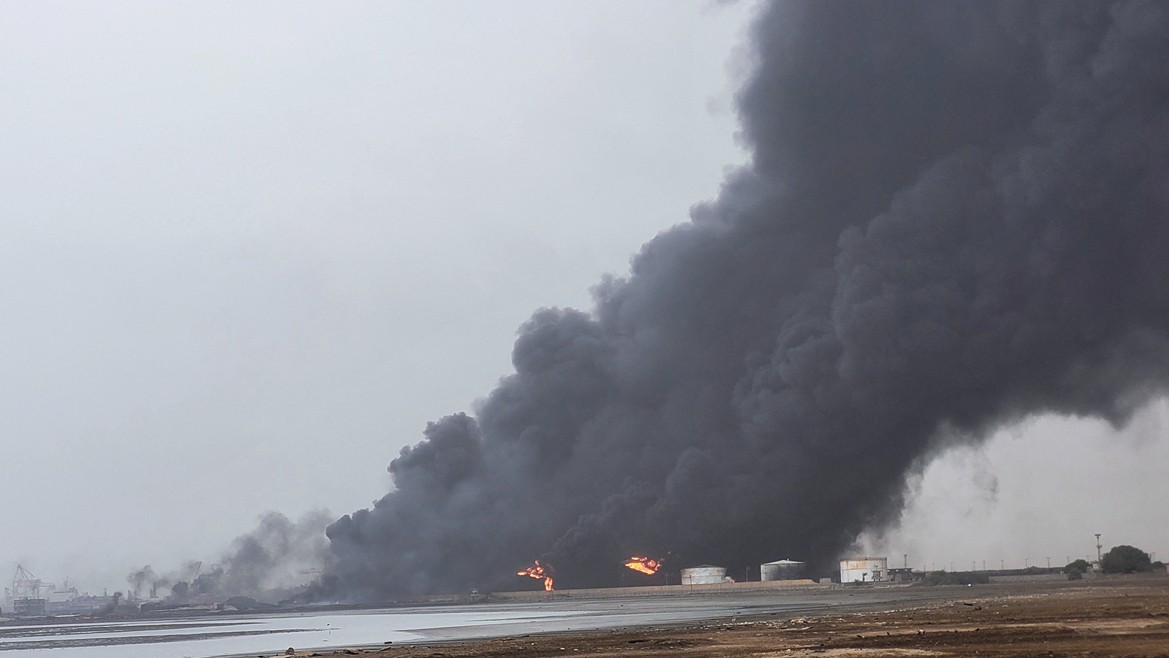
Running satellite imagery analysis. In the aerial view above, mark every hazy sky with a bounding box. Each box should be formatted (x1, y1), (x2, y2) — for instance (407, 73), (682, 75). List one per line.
(2, 1), (1166, 595)
(868, 402), (1169, 572)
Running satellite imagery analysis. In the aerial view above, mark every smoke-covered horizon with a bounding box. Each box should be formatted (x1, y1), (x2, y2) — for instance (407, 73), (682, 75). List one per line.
(129, 510), (331, 604)
(322, 0), (1169, 599)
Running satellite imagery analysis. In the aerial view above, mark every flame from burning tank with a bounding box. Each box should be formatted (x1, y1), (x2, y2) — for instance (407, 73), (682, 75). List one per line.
(516, 560), (554, 591)
(624, 555), (662, 576)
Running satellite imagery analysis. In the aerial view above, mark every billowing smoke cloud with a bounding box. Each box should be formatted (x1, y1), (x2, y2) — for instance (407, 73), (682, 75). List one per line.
(127, 565), (163, 599)
(323, 0), (1169, 599)
(133, 510), (331, 603)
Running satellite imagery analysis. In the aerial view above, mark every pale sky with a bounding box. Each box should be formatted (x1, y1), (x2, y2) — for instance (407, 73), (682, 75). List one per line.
(868, 402), (1169, 572)
(2, 0), (1166, 595)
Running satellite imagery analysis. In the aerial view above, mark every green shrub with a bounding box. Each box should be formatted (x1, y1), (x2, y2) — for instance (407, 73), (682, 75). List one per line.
(1101, 545), (1152, 574)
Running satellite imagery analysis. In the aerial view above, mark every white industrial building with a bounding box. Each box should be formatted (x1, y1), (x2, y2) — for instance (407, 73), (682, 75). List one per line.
(839, 557), (888, 583)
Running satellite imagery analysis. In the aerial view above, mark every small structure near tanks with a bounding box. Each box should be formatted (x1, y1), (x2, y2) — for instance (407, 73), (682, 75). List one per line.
(839, 557), (888, 583)
(761, 559), (806, 581)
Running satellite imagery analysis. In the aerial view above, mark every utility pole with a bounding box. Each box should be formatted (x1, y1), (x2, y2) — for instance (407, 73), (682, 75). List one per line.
(903, 554), (908, 569)
(1095, 534), (1103, 564)
(1046, 557), (1051, 569)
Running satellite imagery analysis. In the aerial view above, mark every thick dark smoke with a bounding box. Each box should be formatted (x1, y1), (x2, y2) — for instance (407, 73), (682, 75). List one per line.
(324, 0), (1169, 599)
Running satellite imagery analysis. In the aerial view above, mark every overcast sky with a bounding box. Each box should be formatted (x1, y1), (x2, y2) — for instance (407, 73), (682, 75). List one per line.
(2, 1), (1166, 595)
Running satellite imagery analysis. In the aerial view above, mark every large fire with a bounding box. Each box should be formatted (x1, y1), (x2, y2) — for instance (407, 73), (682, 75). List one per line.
(624, 555), (663, 576)
(517, 560), (554, 591)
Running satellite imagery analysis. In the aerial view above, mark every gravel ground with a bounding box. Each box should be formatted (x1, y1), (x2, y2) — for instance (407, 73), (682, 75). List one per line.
(268, 578), (1169, 657)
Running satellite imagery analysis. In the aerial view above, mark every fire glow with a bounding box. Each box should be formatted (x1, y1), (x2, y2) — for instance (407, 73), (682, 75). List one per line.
(517, 560), (554, 591)
(624, 555), (662, 576)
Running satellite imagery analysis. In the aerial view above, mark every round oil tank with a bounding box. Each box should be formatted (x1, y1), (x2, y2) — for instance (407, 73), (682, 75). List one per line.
(760, 559), (805, 581)
(681, 565), (727, 585)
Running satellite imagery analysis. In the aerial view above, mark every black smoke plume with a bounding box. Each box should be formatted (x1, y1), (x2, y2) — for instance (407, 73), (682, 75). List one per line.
(324, 0), (1169, 599)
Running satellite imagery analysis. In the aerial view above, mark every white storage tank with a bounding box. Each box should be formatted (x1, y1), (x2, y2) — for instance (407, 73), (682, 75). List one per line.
(760, 559), (806, 581)
(839, 557), (888, 583)
(681, 565), (730, 585)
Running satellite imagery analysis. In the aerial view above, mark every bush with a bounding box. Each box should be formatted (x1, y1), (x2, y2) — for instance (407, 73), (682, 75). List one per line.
(1064, 559), (1091, 575)
(1101, 545), (1152, 574)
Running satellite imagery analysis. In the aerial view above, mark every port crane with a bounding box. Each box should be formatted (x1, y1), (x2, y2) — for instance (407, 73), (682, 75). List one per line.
(6, 565), (51, 600)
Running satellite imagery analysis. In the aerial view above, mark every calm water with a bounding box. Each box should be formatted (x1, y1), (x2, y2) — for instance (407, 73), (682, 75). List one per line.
(0, 607), (577, 658)
(0, 589), (925, 658)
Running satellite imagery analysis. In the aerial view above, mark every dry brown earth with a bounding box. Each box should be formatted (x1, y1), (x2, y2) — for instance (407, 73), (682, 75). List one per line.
(276, 580), (1169, 658)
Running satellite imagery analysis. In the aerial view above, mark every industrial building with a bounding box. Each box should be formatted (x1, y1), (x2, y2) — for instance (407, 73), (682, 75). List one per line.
(839, 557), (889, 583)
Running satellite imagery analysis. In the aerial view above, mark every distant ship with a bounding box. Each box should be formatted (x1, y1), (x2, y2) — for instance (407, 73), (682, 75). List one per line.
(4, 566), (118, 617)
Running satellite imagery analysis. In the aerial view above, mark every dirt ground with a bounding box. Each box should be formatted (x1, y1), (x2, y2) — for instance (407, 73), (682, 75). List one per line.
(281, 580), (1169, 657)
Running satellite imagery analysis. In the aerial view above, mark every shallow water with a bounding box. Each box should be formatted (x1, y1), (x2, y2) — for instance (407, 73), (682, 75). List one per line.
(0, 588), (929, 658)
(0, 608), (576, 658)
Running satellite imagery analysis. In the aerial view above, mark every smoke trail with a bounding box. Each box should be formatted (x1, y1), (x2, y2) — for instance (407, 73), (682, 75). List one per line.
(132, 510), (331, 603)
(324, 0), (1169, 599)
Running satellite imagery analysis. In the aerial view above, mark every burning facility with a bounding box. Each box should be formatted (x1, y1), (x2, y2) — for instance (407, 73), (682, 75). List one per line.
(319, 1), (1169, 600)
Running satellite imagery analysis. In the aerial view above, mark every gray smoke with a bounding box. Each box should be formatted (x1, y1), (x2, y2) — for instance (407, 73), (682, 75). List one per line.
(127, 565), (163, 599)
(133, 510), (331, 603)
(323, 0), (1169, 599)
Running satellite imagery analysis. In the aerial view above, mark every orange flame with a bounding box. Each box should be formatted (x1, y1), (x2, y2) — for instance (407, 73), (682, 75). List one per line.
(517, 560), (554, 591)
(624, 555), (663, 575)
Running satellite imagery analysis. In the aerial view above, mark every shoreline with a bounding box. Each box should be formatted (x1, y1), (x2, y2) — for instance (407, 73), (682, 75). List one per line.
(260, 576), (1169, 658)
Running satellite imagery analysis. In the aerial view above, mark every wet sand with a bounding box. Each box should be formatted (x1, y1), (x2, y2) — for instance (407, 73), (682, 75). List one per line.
(271, 577), (1169, 657)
